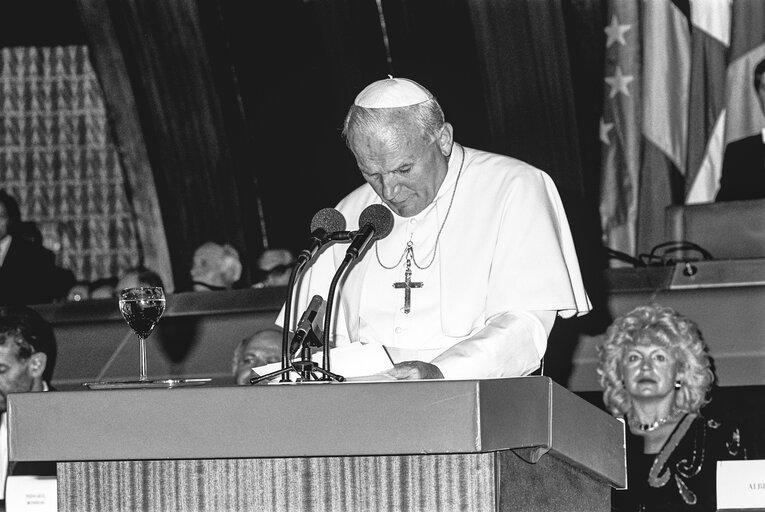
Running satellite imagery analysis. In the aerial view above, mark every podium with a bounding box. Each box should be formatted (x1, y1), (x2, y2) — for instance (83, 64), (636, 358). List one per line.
(8, 377), (625, 511)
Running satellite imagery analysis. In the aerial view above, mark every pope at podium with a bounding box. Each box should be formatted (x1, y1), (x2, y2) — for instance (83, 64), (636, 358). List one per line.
(286, 77), (591, 381)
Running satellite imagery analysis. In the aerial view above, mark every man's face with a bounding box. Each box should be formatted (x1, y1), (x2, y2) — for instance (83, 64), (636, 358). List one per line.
(190, 246), (225, 289)
(0, 203), (9, 240)
(350, 120), (453, 218)
(234, 332), (282, 385)
(0, 339), (37, 413)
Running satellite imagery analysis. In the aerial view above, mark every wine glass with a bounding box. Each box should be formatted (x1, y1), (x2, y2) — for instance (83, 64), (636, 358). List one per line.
(118, 287), (166, 382)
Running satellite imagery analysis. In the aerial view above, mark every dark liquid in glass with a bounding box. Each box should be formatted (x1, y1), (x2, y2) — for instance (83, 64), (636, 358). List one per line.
(119, 299), (166, 339)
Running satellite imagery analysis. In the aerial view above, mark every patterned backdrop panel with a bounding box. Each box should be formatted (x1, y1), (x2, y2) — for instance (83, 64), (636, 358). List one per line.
(0, 45), (140, 283)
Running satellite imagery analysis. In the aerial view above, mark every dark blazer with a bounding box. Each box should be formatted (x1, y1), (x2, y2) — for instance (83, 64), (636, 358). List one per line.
(716, 134), (765, 202)
(0, 237), (62, 306)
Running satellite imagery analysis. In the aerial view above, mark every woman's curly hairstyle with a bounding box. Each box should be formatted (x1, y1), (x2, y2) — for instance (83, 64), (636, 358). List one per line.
(596, 303), (714, 418)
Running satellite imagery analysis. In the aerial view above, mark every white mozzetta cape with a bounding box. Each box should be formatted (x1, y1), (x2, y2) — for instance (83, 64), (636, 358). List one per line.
(288, 143), (591, 378)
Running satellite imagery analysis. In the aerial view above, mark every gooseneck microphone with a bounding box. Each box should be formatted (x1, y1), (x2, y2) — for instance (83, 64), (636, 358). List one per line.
(274, 207), (346, 382)
(322, 204), (394, 374)
(289, 294), (324, 357)
(345, 204), (395, 260)
(298, 208), (347, 263)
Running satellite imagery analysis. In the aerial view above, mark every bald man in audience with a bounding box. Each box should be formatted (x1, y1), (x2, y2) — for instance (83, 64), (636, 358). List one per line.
(232, 328), (283, 385)
(190, 242), (242, 292)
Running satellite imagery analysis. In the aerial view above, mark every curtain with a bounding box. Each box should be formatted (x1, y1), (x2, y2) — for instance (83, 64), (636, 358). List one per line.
(0, 45), (141, 283)
(75, 0), (265, 291)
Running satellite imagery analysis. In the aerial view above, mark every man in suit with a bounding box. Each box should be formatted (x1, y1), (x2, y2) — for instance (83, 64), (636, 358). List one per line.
(716, 57), (765, 201)
(0, 305), (57, 503)
(0, 190), (73, 306)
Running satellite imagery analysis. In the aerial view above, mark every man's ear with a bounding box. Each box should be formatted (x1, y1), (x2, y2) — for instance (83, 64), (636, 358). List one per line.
(437, 123), (454, 157)
(28, 353), (47, 379)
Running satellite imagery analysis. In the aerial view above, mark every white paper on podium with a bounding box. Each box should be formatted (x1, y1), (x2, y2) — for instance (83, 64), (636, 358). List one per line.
(252, 343), (395, 381)
(5, 476), (57, 512)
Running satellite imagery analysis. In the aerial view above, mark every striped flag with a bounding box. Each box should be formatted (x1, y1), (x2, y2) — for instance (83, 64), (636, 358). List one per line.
(685, 0), (730, 203)
(636, 0), (691, 256)
(599, 0), (641, 261)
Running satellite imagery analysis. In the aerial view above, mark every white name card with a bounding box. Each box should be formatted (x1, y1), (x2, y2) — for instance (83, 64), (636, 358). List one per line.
(717, 460), (765, 511)
(5, 475), (57, 512)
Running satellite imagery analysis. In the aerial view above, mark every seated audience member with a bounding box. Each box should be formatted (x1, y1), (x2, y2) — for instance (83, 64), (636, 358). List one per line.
(232, 328), (282, 385)
(0, 305), (57, 501)
(190, 242), (242, 291)
(116, 266), (164, 292)
(597, 304), (749, 511)
(252, 248), (295, 288)
(0, 190), (74, 305)
(716, 57), (765, 202)
(89, 277), (118, 300)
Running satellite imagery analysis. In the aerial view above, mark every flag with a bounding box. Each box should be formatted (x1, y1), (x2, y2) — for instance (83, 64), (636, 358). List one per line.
(636, 0), (691, 257)
(685, 0), (730, 203)
(599, 0), (641, 262)
(599, 0), (754, 260)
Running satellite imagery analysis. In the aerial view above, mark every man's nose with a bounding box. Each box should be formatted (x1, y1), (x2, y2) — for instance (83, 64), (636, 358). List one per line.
(380, 176), (400, 200)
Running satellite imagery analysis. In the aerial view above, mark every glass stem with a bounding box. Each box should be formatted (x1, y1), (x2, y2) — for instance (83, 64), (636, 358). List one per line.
(139, 336), (148, 382)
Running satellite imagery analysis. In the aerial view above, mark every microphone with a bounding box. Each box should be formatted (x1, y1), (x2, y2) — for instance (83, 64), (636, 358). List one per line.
(289, 294), (324, 356)
(346, 204), (394, 260)
(298, 208), (347, 262)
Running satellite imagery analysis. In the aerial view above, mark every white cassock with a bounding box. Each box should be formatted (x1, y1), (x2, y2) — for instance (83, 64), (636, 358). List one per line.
(285, 143), (591, 379)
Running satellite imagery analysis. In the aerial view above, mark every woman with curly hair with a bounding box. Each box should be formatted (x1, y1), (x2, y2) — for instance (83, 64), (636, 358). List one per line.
(597, 303), (748, 511)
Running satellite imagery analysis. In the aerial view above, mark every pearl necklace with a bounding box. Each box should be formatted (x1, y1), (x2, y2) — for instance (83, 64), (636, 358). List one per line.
(628, 412), (681, 432)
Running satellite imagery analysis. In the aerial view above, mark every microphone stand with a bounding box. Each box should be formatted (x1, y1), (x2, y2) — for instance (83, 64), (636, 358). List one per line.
(251, 323), (344, 384)
(251, 233), (352, 385)
(275, 256), (308, 383)
(321, 253), (355, 377)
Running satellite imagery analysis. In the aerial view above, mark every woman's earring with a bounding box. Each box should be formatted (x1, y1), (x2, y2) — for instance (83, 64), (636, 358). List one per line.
(675, 380), (682, 390)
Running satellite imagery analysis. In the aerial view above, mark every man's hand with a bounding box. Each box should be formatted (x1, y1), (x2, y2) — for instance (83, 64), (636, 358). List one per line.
(382, 360), (444, 380)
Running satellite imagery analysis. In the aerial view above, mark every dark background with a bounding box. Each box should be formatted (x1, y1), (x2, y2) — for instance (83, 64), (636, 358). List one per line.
(1, 0), (612, 383)
(0, 0), (609, 288)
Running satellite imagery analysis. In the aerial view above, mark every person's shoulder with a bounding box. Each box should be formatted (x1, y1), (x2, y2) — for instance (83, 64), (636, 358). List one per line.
(724, 133), (763, 155)
(463, 146), (548, 180)
(8, 236), (54, 261)
(461, 145), (551, 194)
(335, 183), (377, 216)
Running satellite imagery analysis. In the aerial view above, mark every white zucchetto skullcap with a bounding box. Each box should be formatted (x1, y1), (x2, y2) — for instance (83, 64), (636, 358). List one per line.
(354, 77), (433, 108)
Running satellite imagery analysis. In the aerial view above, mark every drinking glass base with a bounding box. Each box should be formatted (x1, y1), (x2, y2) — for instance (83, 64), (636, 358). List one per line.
(83, 378), (211, 390)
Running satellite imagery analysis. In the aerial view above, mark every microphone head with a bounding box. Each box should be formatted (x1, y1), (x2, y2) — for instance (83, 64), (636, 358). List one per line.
(358, 204), (394, 240)
(310, 208), (346, 235)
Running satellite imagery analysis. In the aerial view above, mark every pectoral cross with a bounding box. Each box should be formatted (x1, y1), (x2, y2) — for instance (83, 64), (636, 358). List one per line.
(393, 251), (422, 314)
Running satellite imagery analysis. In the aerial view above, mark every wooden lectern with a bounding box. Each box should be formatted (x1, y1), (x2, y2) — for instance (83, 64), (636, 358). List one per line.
(8, 377), (625, 511)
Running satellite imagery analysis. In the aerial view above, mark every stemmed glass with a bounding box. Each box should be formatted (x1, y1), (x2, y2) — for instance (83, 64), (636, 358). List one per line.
(118, 287), (166, 382)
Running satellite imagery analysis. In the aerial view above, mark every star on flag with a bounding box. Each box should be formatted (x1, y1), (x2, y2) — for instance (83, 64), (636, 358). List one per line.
(599, 118), (614, 145)
(604, 66), (634, 98)
(604, 15), (630, 47)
